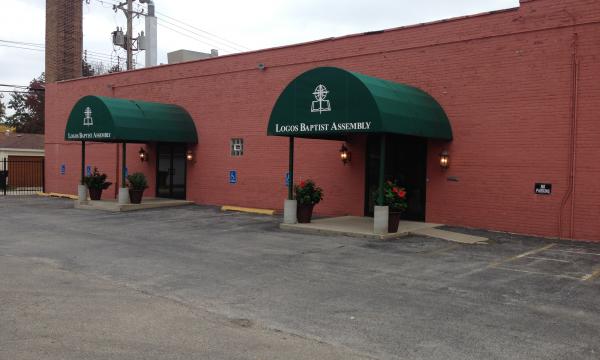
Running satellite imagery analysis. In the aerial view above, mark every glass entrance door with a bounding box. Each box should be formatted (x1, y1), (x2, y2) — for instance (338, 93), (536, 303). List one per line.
(364, 134), (427, 221)
(156, 144), (187, 199)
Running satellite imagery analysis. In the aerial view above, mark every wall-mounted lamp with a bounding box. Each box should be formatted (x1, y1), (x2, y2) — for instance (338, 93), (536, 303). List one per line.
(440, 150), (450, 169)
(257, 63), (266, 71)
(186, 150), (194, 162)
(138, 147), (148, 162)
(339, 144), (351, 165)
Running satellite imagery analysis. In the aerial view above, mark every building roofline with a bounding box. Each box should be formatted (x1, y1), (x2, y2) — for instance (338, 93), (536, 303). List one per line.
(55, 5), (520, 85)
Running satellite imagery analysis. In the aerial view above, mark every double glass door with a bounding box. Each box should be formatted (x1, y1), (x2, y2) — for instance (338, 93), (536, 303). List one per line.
(364, 134), (427, 221)
(156, 144), (187, 199)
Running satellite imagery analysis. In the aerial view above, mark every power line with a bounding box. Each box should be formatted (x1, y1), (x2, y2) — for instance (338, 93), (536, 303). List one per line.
(0, 90), (44, 93)
(91, 0), (250, 53)
(0, 44), (44, 52)
(0, 84), (31, 89)
(0, 39), (44, 47)
(156, 20), (231, 53)
(155, 11), (250, 51)
(156, 17), (242, 54)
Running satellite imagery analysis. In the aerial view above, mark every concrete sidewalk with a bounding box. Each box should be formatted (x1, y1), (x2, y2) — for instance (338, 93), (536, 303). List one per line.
(280, 216), (440, 239)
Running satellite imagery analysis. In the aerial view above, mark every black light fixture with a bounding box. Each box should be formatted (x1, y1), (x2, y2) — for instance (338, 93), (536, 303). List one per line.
(440, 150), (449, 169)
(138, 147), (148, 162)
(339, 144), (351, 165)
(186, 150), (194, 162)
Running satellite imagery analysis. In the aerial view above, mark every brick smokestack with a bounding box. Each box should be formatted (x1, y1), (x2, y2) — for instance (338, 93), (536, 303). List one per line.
(45, 0), (83, 83)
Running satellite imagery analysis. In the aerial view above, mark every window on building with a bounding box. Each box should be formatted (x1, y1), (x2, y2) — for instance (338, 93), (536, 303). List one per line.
(231, 138), (244, 156)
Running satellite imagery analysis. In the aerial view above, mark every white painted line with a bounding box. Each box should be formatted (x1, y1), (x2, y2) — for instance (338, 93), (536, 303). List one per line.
(494, 266), (581, 281)
(525, 256), (570, 263)
(548, 249), (600, 257)
(489, 243), (556, 267)
(581, 268), (600, 282)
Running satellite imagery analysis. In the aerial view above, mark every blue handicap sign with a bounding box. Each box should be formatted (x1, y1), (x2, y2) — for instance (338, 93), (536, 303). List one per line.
(285, 172), (291, 187)
(124, 166), (128, 178)
(60, 164), (66, 175)
(86, 165), (92, 176)
(229, 170), (237, 184)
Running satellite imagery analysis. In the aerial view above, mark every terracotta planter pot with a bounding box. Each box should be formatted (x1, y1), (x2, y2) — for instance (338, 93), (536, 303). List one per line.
(88, 188), (103, 201)
(129, 189), (145, 204)
(297, 203), (315, 223)
(388, 211), (403, 233)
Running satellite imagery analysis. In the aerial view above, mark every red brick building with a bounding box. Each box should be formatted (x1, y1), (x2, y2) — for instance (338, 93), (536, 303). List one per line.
(45, 0), (600, 241)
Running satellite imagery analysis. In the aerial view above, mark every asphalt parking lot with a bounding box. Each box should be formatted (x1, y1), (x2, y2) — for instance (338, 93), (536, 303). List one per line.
(1, 196), (599, 360)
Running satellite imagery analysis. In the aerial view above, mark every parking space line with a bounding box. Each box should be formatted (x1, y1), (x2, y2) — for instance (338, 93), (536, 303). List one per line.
(581, 267), (600, 282)
(525, 256), (570, 263)
(549, 249), (600, 257)
(489, 243), (556, 267)
(494, 266), (581, 281)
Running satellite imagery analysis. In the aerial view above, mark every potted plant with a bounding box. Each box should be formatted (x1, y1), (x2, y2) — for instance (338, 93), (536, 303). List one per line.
(127, 172), (148, 204)
(379, 180), (408, 233)
(83, 167), (112, 201)
(294, 179), (324, 223)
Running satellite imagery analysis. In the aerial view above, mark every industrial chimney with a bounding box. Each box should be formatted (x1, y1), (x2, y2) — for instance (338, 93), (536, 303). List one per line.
(45, 0), (83, 82)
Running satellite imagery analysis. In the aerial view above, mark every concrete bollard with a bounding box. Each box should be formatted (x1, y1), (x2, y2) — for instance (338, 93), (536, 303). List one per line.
(283, 199), (298, 224)
(118, 187), (130, 205)
(374, 205), (389, 235)
(77, 184), (88, 204)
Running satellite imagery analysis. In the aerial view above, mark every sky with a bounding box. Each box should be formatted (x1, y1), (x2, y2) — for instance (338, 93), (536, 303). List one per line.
(0, 0), (519, 98)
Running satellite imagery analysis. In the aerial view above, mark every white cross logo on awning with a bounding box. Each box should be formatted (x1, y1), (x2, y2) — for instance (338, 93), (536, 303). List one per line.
(311, 84), (331, 114)
(83, 107), (93, 126)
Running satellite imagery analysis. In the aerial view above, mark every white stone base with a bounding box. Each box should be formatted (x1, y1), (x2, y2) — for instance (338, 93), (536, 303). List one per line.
(118, 187), (130, 204)
(77, 184), (88, 204)
(374, 205), (389, 234)
(283, 199), (298, 224)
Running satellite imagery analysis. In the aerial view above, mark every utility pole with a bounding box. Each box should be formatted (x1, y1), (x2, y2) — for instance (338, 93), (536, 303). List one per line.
(112, 0), (145, 70)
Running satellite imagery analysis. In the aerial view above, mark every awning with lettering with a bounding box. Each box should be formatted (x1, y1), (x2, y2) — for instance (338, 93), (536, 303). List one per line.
(267, 67), (452, 140)
(64, 95), (198, 143)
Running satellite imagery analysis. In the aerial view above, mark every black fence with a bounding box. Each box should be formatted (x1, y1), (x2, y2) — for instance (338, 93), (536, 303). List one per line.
(0, 157), (45, 195)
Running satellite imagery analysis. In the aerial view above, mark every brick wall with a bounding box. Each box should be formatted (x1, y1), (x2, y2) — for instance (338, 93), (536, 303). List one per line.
(45, 0), (600, 241)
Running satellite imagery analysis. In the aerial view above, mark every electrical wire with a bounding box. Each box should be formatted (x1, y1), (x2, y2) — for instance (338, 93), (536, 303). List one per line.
(156, 10), (250, 51)
(0, 39), (44, 47)
(0, 44), (44, 52)
(156, 20), (234, 55)
(156, 17), (241, 54)
(0, 84), (31, 89)
(92, 0), (250, 53)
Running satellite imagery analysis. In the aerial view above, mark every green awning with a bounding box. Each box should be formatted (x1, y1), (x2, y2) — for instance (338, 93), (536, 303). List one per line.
(267, 67), (452, 140)
(65, 95), (198, 143)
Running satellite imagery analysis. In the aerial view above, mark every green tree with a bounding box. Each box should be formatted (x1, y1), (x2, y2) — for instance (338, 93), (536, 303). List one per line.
(0, 93), (5, 121)
(5, 73), (45, 134)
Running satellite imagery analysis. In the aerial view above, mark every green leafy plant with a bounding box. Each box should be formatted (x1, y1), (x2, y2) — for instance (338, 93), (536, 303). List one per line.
(378, 180), (408, 211)
(126, 172), (148, 190)
(294, 179), (324, 205)
(83, 167), (112, 190)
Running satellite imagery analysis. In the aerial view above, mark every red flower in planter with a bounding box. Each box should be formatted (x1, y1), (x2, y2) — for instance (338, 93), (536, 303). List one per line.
(398, 190), (407, 198)
(300, 181), (306, 188)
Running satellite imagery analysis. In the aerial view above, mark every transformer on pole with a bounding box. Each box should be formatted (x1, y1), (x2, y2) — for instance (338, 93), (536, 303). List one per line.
(112, 0), (157, 69)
